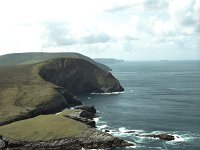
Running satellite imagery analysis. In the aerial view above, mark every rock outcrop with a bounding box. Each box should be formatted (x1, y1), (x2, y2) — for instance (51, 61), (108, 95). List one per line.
(60, 108), (96, 127)
(74, 105), (96, 115)
(0, 134), (132, 150)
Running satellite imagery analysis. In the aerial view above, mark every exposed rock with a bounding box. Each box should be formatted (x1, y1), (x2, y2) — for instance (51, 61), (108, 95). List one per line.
(55, 87), (82, 106)
(142, 134), (175, 141)
(74, 105), (96, 115)
(0, 136), (133, 150)
(60, 109), (96, 127)
(68, 115), (96, 127)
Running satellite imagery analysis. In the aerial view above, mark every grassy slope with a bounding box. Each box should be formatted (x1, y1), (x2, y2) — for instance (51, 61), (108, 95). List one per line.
(0, 52), (111, 71)
(0, 114), (90, 141)
(0, 63), (67, 125)
(0, 52), (81, 65)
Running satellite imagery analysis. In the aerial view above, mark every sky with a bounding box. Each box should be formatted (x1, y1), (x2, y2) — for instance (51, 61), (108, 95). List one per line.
(0, 0), (199, 60)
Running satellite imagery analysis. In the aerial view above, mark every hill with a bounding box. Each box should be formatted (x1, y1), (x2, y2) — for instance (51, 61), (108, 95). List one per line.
(0, 52), (111, 71)
(94, 58), (125, 65)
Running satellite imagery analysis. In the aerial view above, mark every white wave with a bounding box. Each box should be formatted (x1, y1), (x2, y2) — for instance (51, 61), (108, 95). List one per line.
(97, 124), (108, 130)
(172, 134), (185, 142)
(118, 127), (144, 134)
(93, 117), (101, 123)
(166, 132), (199, 145)
(119, 127), (128, 133)
(55, 112), (61, 115)
(91, 91), (124, 95)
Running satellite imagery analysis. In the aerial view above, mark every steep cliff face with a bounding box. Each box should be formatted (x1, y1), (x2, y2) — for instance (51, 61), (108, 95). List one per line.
(38, 58), (124, 94)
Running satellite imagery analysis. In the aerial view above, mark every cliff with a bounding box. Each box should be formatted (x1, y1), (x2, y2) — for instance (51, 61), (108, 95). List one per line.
(38, 58), (123, 94)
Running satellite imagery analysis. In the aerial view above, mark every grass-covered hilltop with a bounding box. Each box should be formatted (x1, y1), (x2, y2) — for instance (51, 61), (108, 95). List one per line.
(0, 52), (130, 149)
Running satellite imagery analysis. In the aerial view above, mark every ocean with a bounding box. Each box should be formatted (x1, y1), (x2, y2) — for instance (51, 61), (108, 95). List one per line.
(79, 61), (200, 150)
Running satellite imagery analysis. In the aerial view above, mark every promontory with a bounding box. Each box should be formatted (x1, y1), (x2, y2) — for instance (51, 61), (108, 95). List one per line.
(0, 52), (131, 149)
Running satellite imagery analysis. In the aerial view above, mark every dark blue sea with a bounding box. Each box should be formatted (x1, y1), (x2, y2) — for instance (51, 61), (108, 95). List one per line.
(80, 61), (200, 150)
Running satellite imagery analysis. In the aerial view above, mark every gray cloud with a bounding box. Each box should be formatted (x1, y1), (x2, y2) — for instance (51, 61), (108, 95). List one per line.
(195, 23), (200, 33)
(43, 22), (76, 47)
(125, 36), (140, 41)
(169, 0), (198, 29)
(81, 33), (111, 44)
(106, 0), (168, 13)
(106, 4), (137, 13)
(143, 0), (169, 10)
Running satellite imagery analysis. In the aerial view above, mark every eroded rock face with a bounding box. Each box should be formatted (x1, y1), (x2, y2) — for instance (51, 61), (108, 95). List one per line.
(55, 87), (82, 106)
(39, 58), (124, 94)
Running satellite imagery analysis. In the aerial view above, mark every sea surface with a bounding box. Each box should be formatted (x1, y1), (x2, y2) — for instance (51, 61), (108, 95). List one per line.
(79, 61), (200, 150)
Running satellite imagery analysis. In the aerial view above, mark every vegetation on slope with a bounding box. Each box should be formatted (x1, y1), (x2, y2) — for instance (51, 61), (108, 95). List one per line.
(0, 52), (111, 71)
(0, 64), (69, 125)
(0, 114), (89, 141)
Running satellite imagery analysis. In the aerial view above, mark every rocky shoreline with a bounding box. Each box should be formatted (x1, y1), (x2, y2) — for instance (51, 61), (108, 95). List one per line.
(0, 134), (132, 150)
(0, 106), (133, 150)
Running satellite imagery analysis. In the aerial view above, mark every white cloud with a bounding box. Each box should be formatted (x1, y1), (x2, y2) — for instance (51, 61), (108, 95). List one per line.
(0, 0), (199, 60)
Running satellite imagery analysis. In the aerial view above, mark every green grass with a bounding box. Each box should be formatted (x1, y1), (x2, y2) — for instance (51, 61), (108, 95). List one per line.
(0, 62), (66, 124)
(0, 114), (91, 141)
(0, 52), (111, 71)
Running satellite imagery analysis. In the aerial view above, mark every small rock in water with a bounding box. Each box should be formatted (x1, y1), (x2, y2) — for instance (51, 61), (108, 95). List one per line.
(104, 130), (110, 132)
(124, 130), (136, 133)
(142, 134), (175, 141)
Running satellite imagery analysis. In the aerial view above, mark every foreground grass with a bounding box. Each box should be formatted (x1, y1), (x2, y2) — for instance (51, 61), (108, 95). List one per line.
(0, 114), (90, 141)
